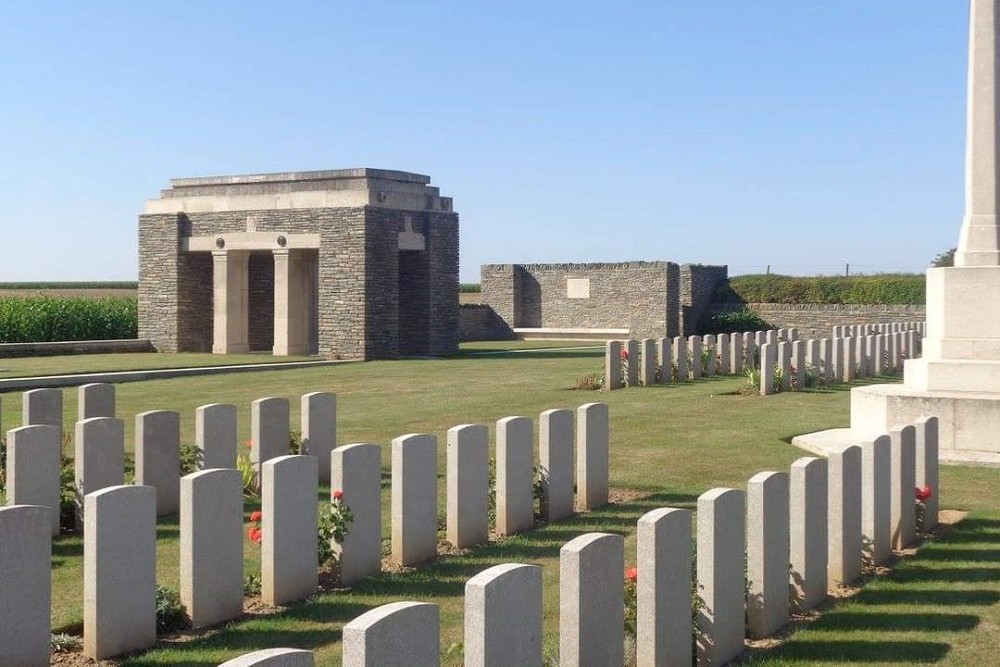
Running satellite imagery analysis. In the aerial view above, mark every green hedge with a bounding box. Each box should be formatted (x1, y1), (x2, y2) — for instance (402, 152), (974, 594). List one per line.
(459, 283), (481, 293)
(0, 281), (137, 290)
(0, 296), (138, 343)
(715, 274), (925, 305)
(701, 309), (773, 335)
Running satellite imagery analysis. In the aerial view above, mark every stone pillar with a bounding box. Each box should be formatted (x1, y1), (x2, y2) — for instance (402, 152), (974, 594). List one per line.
(641, 338), (657, 385)
(391, 434), (438, 566)
(790, 457), (828, 612)
(496, 416), (534, 536)
(447, 424), (489, 548)
(0, 505), (51, 666)
(696, 488), (746, 667)
(576, 402), (609, 511)
(862, 435), (892, 565)
(889, 425), (917, 550)
(747, 471), (790, 638)
(252, 397), (290, 477)
(301, 392), (336, 484)
(465, 564), (542, 667)
(84, 485), (157, 660)
(331, 443), (382, 585)
(689, 336), (703, 379)
(657, 338), (673, 383)
(915, 416), (940, 529)
(637, 508), (692, 667)
(760, 342), (776, 395)
(7, 425), (62, 536)
(560, 533), (624, 667)
(78, 383), (115, 420)
(212, 249), (250, 354)
(262, 455), (318, 606)
(626, 339), (640, 386)
(342, 601), (440, 667)
(180, 469), (243, 629)
(22, 388), (62, 428)
(539, 408), (574, 521)
(828, 445), (863, 589)
(672, 336), (688, 380)
(195, 403), (238, 469)
(273, 249), (311, 356)
(605, 340), (623, 390)
(74, 417), (125, 521)
(219, 649), (315, 667)
(135, 410), (181, 517)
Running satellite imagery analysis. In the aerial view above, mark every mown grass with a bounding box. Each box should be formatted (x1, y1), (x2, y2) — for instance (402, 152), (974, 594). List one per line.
(0, 352), (317, 380)
(0, 345), (996, 665)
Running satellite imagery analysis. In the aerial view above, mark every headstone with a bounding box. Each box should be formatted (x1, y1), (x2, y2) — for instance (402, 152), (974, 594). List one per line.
(754, 330), (766, 349)
(84, 485), (156, 660)
(657, 338), (673, 384)
(301, 392), (336, 484)
(576, 402), (609, 511)
(842, 337), (856, 383)
(626, 339), (640, 387)
(465, 564), (542, 667)
(331, 443), (382, 585)
(790, 457), (828, 612)
(807, 339), (820, 383)
(760, 342), (776, 396)
(496, 416), (534, 536)
(861, 435), (892, 565)
(637, 508), (692, 667)
(135, 410), (181, 517)
(7, 425), (62, 536)
(251, 397), (290, 476)
(731, 332), (744, 374)
(672, 336), (688, 381)
(689, 336), (703, 379)
(914, 416), (940, 529)
(180, 469), (243, 628)
(743, 332), (754, 368)
(703, 334), (717, 377)
(828, 445), (862, 589)
(0, 505), (51, 666)
(792, 340), (806, 390)
(788, 327), (799, 340)
(778, 328), (788, 341)
(218, 649), (315, 667)
(606, 340), (623, 390)
(539, 408), (574, 521)
(22, 388), (62, 428)
(391, 434), (438, 566)
(746, 471), (790, 638)
(821, 338), (834, 385)
(262, 455), (318, 606)
(342, 601), (440, 667)
(560, 533), (624, 667)
(78, 383), (115, 420)
(641, 338), (657, 385)
(447, 424), (489, 548)
(718, 333), (731, 375)
(696, 488), (745, 667)
(196, 403), (238, 469)
(831, 338), (844, 382)
(766, 329), (777, 345)
(74, 417), (125, 521)
(889, 425), (917, 550)
(778, 341), (791, 391)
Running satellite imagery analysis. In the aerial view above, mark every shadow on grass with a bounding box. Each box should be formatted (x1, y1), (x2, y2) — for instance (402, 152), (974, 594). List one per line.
(756, 640), (950, 663)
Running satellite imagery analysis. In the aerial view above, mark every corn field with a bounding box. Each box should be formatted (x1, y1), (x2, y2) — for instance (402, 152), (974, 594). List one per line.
(0, 296), (137, 343)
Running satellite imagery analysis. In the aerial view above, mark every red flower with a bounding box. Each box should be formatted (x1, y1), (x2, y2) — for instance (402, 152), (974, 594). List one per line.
(243, 439), (253, 450)
(915, 486), (933, 502)
(247, 527), (262, 543)
(625, 567), (638, 582)
(620, 349), (629, 360)
(333, 490), (344, 501)
(249, 510), (262, 523)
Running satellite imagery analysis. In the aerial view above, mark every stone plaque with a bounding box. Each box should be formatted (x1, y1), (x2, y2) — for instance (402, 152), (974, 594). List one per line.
(567, 278), (591, 299)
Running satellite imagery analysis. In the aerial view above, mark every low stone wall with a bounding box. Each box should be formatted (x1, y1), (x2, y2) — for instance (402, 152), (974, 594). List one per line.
(458, 304), (514, 341)
(710, 303), (926, 339)
(0, 339), (154, 359)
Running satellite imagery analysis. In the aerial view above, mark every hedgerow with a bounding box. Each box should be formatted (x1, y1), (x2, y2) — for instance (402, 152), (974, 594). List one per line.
(714, 274), (925, 305)
(0, 296), (138, 343)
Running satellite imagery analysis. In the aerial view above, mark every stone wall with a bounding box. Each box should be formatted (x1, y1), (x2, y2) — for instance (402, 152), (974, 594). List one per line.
(459, 304), (515, 341)
(680, 264), (729, 335)
(709, 303), (927, 338)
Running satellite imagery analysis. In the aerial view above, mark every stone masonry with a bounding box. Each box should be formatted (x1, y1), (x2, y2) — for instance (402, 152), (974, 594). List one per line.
(138, 169), (459, 360)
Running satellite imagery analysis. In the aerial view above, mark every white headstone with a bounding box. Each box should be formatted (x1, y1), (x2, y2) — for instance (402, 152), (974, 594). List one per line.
(447, 424), (489, 548)
(696, 488), (746, 667)
(301, 392), (336, 484)
(637, 508), (692, 666)
(391, 434), (438, 566)
(496, 416), (534, 536)
(6, 425), (62, 536)
(196, 403), (238, 469)
(331, 443), (383, 585)
(135, 410), (181, 517)
(576, 402), (609, 511)
(790, 457), (828, 612)
(262, 455), (318, 606)
(560, 533), (624, 667)
(465, 564), (542, 667)
(747, 471), (790, 638)
(0, 505), (51, 666)
(539, 408), (574, 521)
(342, 601), (440, 667)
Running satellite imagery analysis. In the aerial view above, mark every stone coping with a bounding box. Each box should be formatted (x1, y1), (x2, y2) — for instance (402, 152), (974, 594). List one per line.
(170, 168), (431, 188)
(792, 427), (1000, 467)
(0, 339), (154, 359)
(514, 327), (630, 341)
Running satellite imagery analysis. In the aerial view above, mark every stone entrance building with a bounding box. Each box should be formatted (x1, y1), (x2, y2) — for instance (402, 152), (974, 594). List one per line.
(138, 169), (459, 360)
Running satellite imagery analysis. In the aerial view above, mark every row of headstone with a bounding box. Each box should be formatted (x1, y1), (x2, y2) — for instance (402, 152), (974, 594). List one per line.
(833, 321), (925, 338)
(198, 415), (939, 667)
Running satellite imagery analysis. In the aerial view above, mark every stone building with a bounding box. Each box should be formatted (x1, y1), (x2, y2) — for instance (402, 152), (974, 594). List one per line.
(138, 169), (459, 360)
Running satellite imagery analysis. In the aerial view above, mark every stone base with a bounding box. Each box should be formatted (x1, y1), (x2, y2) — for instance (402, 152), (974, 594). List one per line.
(792, 428), (999, 466)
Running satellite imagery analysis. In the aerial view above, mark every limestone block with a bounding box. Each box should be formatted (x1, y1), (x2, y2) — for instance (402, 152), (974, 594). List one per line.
(0, 505), (51, 666)
(793, 340), (806, 389)
(718, 332), (731, 375)
(657, 338), (672, 384)
(342, 601), (440, 667)
(447, 424), (489, 548)
(74, 417), (125, 520)
(252, 397), (290, 476)
(576, 402), (609, 511)
(672, 336), (688, 381)
(7, 425), (62, 536)
(219, 649), (315, 667)
(703, 334), (717, 377)
(22, 388), (62, 428)
(301, 392), (336, 484)
(135, 410), (181, 517)
(747, 471), (790, 638)
(689, 336), (703, 379)
(539, 409), (574, 521)
(861, 435), (892, 565)
(696, 488), (746, 667)
(180, 469), (243, 628)
(84, 485), (156, 659)
(641, 338), (657, 385)
(606, 340), (623, 390)
(760, 342), (776, 396)
(627, 339), (640, 386)
(262, 455), (318, 606)
(730, 332), (744, 374)
(778, 341), (791, 391)
(331, 443), (382, 585)
(637, 508), (692, 667)
(560, 533), (624, 667)
(915, 416), (940, 529)
(790, 457), (828, 612)
(496, 416), (534, 536)
(827, 445), (862, 588)
(465, 564), (542, 667)
(196, 403), (238, 469)
(78, 383), (115, 420)
(889, 425), (917, 550)
(391, 434), (438, 566)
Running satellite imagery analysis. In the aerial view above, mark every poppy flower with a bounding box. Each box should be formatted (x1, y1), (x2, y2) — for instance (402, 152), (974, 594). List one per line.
(333, 490), (344, 501)
(915, 486), (933, 502)
(248, 527), (262, 543)
(626, 567), (638, 582)
(620, 349), (629, 360)
(249, 510), (262, 523)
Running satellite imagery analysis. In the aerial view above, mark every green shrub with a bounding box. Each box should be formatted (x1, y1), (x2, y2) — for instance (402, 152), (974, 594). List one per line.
(459, 283), (481, 293)
(0, 296), (137, 343)
(715, 274), (924, 305)
(701, 310), (773, 335)
(154, 585), (188, 634)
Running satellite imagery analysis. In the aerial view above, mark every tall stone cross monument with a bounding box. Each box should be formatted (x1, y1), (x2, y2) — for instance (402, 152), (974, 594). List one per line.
(847, 0), (1000, 463)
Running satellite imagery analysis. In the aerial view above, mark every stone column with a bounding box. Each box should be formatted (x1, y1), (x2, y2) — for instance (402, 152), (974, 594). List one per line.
(273, 249), (311, 356)
(212, 250), (250, 354)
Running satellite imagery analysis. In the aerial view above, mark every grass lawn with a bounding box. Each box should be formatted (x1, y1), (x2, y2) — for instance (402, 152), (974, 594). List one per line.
(0, 346), (996, 665)
(0, 352), (316, 380)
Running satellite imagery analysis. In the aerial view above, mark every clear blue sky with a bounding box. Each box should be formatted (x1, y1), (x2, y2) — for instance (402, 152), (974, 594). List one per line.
(0, 1), (970, 282)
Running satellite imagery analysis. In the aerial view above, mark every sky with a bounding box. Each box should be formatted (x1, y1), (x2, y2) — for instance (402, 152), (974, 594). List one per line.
(0, 1), (972, 282)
